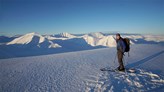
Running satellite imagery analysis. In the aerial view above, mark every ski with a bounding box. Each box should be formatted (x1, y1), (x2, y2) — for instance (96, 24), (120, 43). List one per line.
(100, 67), (136, 73)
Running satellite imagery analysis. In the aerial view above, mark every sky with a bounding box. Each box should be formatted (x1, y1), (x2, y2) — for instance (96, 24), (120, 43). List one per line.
(0, 0), (164, 36)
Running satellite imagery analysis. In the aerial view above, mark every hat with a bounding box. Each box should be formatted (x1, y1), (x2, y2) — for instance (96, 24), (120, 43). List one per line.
(116, 33), (120, 36)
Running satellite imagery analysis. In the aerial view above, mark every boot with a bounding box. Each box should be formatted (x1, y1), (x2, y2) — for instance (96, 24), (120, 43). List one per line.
(117, 66), (120, 70)
(118, 67), (125, 71)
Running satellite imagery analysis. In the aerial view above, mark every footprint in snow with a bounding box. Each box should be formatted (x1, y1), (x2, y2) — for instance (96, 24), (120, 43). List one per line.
(84, 68), (164, 92)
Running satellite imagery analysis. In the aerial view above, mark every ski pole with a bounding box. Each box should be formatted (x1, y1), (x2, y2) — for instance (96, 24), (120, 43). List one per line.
(123, 54), (128, 67)
(113, 52), (117, 68)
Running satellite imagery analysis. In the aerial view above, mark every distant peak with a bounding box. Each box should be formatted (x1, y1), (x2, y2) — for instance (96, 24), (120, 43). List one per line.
(60, 32), (71, 35)
(88, 32), (104, 38)
(54, 32), (76, 38)
(25, 32), (37, 36)
(7, 32), (43, 45)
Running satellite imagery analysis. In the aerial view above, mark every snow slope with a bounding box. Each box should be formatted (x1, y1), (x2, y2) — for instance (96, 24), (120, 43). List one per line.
(0, 44), (164, 92)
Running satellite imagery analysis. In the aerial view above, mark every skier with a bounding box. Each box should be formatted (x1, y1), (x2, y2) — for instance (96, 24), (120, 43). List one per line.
(116, 33), (126, 71)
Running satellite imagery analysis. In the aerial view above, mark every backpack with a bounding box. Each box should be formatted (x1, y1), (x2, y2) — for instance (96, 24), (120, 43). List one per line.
(123, 38), (130, 52)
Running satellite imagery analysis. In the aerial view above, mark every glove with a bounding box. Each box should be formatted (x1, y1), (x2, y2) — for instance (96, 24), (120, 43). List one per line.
(122, 52), (125, 56)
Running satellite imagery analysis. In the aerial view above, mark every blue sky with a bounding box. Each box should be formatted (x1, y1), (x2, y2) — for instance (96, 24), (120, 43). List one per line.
(0, 0), (164, 36)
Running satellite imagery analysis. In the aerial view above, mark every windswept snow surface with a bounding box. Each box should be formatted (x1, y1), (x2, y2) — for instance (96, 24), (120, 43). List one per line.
(0, 44), (164, 92)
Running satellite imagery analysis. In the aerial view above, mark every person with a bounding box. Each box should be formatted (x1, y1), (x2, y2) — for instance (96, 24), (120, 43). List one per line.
(116, 33), (126, 71)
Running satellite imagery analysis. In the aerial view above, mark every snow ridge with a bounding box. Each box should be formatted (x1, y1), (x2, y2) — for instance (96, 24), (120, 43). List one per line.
(7, 32), (61, 48)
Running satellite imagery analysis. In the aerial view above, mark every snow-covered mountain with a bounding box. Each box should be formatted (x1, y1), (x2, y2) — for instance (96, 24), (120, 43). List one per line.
(97, 35), (116, 47)
(88, 32), (104, 38)
(5, 32), (164, 49)
(82, 34), (117, 47)
(54, 32), (76, 38)
(0, 32), (163, 59)
(7, 32), (61, 48)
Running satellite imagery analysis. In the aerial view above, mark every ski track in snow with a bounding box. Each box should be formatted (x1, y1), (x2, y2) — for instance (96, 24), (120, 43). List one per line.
(85, 69), (164, 92)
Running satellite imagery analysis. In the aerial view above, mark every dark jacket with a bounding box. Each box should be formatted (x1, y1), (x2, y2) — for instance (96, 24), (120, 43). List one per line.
(116, 38), (126, 53)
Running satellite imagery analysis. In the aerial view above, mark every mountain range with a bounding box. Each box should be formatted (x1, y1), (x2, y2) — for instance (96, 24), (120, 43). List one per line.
(0, 32), (163, 59)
